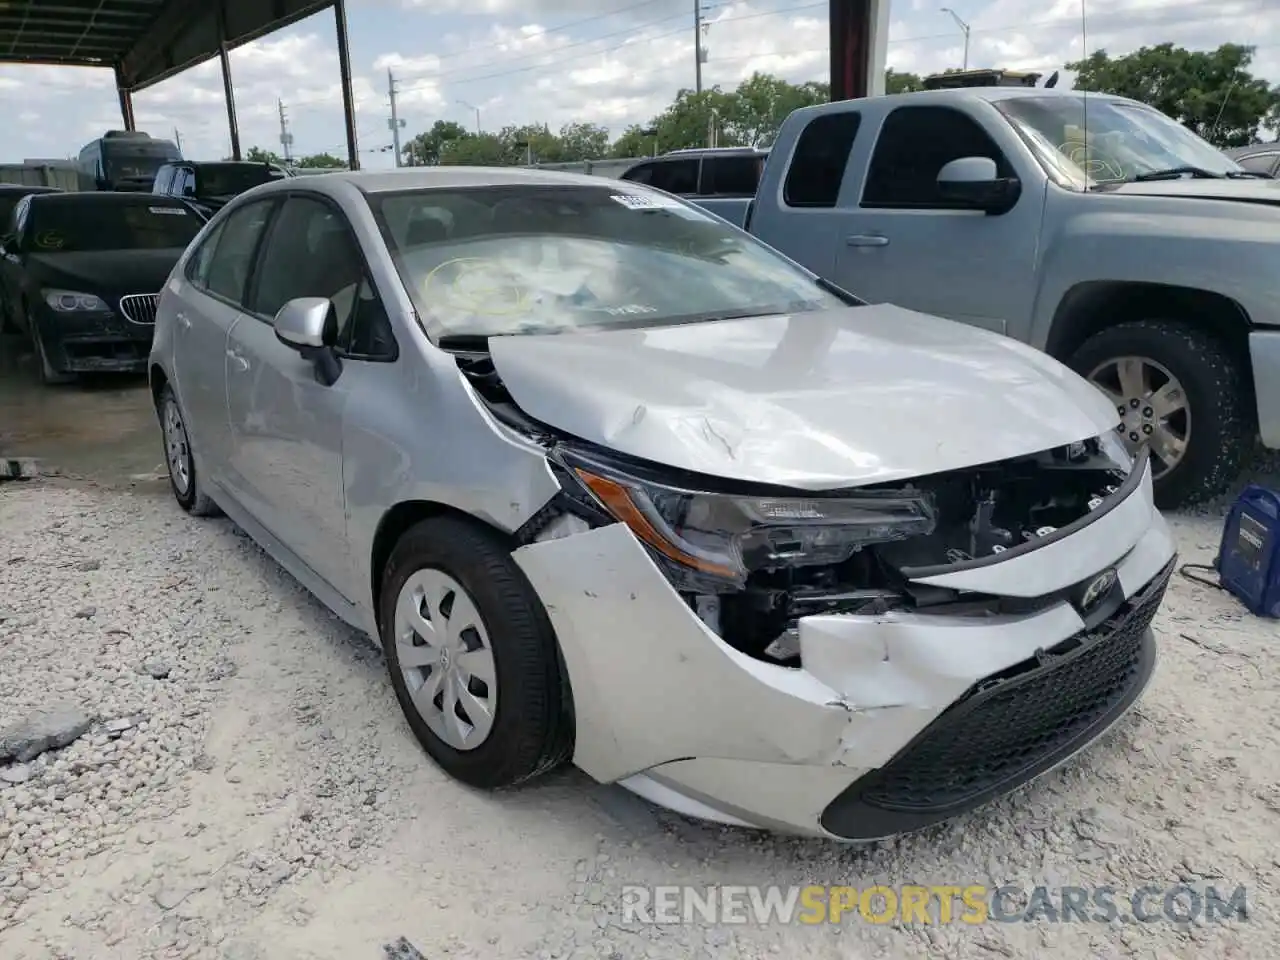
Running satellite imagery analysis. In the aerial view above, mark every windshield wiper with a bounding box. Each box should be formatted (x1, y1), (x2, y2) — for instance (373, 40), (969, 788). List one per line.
(1132, 166), (1225, 182)
(1225, 170), (1274, 179)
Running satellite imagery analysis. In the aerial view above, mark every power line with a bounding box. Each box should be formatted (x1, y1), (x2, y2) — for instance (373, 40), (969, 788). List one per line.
(285, 0), (1266, 114)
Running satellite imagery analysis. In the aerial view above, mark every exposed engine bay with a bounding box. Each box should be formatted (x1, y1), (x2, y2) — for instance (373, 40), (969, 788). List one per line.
(456, 350), (1132, 665)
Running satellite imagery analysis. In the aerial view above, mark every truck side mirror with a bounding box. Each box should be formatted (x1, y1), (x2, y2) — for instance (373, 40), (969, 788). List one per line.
(937, 156), (1020, 214)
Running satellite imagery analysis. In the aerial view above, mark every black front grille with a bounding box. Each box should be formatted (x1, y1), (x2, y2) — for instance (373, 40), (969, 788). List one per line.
(118, 293), (159, 325)
(820, 559), (1171, 839)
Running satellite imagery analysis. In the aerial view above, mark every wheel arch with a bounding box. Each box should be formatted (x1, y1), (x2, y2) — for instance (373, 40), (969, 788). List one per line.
(1045, 281), (1254, 380)
(369, 497), (578, 747)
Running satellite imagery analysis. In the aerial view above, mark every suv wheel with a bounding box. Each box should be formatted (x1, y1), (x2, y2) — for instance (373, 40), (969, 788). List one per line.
(1070, 320), (1250, 509)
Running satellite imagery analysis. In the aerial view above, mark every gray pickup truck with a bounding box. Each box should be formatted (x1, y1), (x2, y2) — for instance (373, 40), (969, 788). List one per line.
(691, 86), (1280, 509)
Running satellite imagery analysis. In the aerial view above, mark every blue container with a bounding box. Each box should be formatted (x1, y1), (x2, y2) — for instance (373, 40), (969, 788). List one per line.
(1215, 484), (1280, 618)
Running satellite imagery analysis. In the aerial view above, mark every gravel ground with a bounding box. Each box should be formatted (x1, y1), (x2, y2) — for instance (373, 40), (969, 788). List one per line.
(1, 464), (1278, 960)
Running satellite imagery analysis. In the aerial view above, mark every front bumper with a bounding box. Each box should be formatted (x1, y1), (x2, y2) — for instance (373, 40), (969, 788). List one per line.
(512, 457), (1175, 839)
(34, 307), (153, 374)
(1250, 329), (1280, 449)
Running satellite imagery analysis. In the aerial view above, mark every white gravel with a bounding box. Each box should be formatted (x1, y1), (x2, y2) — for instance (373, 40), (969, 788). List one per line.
(1, 474), (1278, 960)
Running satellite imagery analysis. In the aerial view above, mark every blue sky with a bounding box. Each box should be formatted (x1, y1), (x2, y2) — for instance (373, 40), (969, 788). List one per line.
(0, 0), (1275, 166)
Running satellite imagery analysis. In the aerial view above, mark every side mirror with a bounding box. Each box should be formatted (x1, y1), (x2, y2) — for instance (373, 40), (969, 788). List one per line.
(274, 297), (335, 350)
(937, 156), (1020, 213)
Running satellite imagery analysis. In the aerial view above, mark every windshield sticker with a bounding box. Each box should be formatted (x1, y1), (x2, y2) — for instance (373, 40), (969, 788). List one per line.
(610, 193), (682, 211)
(149, 206), (187, 216)
(33, 230), (64, 249)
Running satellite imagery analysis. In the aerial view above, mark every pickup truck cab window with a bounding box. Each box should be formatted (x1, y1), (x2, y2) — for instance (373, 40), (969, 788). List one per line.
(861, 106), (1013, 209)
(784, 112), (862, 208)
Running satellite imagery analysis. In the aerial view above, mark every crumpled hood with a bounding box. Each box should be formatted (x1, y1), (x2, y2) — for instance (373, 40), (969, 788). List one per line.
(486, 305), (1120, 489)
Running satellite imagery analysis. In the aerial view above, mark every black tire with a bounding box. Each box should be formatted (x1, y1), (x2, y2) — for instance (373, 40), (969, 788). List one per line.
(158, 383), (220, 516)
(1069, 320), (1251, 509)
(379, 515), (573, 789)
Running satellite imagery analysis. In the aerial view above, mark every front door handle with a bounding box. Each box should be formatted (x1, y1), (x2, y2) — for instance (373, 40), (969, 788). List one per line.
(226, 348), (249, 372)
(846, 234), (889, 247)
(176, 312), (191, 329)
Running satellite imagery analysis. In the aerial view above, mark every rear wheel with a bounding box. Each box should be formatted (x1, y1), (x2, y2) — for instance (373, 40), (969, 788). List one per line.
(379, 515), (572, 789)
(1070, 320), (1251, 509)
(159, 384), (219, 516)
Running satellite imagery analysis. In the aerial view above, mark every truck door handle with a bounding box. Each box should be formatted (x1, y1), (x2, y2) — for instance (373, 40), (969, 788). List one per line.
(226, 348), (249, 372)
(847, 234), (889, 247)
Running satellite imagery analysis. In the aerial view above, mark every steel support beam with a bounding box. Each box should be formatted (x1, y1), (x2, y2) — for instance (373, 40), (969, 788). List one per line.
(114, 63), (136, 130)
(829, 0), (889, 101)
(334, 0), (359, 170)
(217, 3), (241, 161)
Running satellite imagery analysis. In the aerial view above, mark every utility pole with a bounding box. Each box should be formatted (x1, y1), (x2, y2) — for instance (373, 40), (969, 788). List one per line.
(173, 127), (182, 154)
(277, 99), (293, 165)
(457, 99), (481, 134)
(694, 0), (704, 94)
(940, 7), (970, 70)
(387, 69), (406, 167)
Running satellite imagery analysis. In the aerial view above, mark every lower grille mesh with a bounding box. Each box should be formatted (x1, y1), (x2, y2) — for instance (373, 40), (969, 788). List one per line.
(860, 561), (1172, 812)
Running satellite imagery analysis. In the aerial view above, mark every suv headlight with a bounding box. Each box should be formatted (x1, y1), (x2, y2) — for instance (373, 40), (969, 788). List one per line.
(43, 290), (108, 313)
(554, 446), (936, 589)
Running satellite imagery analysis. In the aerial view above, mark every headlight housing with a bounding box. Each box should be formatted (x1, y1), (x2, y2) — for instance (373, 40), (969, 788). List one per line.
(554, 446), (936, 590)
(43, 290), (108, 313)
(1096, 429), (1136, 473)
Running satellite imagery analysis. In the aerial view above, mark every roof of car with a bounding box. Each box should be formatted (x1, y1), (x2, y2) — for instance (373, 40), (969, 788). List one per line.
(30, 191), (191, 205)
(248, 165), (626, 197)
(1224, 143), (1278, 158)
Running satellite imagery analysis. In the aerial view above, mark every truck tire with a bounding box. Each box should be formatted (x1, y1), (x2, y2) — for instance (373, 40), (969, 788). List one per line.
(1068, 320), (1250, 510)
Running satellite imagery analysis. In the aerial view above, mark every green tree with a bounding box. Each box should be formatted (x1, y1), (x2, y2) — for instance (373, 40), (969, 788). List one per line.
(885, 68), (924, 95)
(440, 132), (513, 166)
(651, 87), (743, 151)
(501, 123), (564, 164)
(296, 152), (345, 168)
(609, 124), (656, 159)
(558, 122), (610, 161)
(244, 146), (284, 164)
(1067, 43), (1280, 147)
(728, 72), (828, 147)
(403, 120), (470, 165)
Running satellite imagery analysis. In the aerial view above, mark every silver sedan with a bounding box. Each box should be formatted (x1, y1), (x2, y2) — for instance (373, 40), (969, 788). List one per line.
(149, 169), (1174, 839)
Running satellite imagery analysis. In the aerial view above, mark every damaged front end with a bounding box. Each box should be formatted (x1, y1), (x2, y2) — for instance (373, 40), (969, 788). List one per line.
(517, 429), (1138, 667)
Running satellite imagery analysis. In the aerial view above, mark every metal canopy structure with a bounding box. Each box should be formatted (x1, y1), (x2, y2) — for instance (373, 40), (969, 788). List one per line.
(0, 0), (361, 169)
(0, 0), (885, 175)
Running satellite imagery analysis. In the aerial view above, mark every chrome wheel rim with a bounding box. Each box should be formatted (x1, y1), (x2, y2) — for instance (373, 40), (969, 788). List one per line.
(163, 397), (192, 496)
(1088, 355), (1190, 479)
(394, 569), (497, 751)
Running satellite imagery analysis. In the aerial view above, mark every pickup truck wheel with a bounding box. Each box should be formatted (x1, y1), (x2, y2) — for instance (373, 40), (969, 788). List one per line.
(1069, 320), (1250, 510)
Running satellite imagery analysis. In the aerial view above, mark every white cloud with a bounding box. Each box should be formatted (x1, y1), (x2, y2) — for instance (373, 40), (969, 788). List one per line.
(0, 0), (1275, 167)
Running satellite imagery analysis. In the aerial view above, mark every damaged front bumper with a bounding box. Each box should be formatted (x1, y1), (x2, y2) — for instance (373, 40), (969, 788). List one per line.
(34, 309), (153, 374)
(511, 456), (1174, 840)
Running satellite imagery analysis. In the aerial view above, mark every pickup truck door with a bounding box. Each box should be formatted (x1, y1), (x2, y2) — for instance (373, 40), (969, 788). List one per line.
(830, 102), (1043, 336)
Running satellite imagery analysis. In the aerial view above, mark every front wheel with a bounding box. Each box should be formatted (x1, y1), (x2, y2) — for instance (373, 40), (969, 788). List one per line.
(1070, 320), (1251, 509)
(379, 515), (573, 789)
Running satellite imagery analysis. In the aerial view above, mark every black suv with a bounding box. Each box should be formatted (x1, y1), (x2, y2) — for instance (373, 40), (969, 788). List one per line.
(152, 161), (288, 217)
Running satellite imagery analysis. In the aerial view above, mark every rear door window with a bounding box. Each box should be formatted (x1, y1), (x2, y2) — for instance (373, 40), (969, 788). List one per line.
(783, 112), (862, 207)
(202, 200), (275, 305)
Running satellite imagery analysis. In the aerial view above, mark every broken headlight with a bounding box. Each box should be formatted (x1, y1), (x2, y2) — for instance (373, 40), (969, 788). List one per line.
(554, 446), (936, 589)
(1096, 430), (1136, 473)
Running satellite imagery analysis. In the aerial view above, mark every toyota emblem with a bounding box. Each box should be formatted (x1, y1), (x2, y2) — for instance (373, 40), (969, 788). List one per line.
(1081, 569), (1117, 610)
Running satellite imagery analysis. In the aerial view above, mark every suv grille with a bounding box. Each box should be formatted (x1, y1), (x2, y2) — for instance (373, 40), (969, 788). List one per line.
(850, 559), (1171, 815)
(119, 293), (160, 325)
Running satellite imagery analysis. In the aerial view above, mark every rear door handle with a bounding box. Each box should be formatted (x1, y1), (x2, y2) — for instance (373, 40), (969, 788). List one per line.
(176, 312), (191, 329)
(846, 234), (889, 247)
(226, 348), (249, 372)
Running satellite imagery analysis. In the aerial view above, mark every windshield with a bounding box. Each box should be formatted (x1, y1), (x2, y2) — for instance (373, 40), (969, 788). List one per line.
(994, 95), (1246, 187)
(27, 200), (202, 252)
(368, 185), (844, 339)
(103, 143), (180, 182)
(196, 163), (284, 196)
